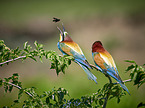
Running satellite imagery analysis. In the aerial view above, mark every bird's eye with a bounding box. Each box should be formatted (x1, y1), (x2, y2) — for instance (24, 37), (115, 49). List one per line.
(63, 32), (67, 36)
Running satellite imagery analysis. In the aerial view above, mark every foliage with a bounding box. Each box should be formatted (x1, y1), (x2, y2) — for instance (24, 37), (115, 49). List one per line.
(0, 73), (126, 108)
(0, 40), (145, 107)
(0, 40), (74, 75)
(125, 60), (145, 88)
(125, 60), (145, 108)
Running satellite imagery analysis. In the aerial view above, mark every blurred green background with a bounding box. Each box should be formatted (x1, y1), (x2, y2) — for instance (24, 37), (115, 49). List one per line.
(0, 0), (145, 107)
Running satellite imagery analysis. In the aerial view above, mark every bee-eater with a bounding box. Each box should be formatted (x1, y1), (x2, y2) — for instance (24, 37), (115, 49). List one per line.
(92, 41), (130, 94)
(57, 24), (97, 83)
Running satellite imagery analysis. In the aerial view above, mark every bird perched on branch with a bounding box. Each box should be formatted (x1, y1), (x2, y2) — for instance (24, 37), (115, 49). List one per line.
(57, 24), (97, 83)
(92, 41), (130, 94)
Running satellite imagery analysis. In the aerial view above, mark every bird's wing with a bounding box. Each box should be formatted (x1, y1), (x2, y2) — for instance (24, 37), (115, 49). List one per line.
(93, 51), (123, 83)
(93, 51), (118, 74)
(59, 41), (86, 60)
(59, 41), (91, 68)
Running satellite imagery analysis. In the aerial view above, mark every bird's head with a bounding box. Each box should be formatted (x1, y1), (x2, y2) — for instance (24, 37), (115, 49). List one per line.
(92, 41), (104, 52)
(57, 24), (73, 42)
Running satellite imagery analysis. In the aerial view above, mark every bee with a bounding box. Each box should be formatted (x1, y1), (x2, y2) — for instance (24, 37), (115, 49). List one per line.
(53, 17), (60, 23)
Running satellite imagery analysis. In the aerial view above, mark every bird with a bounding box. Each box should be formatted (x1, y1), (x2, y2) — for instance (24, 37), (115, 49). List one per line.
(57, 24), (97, 83)
(92, 41), (130, 94)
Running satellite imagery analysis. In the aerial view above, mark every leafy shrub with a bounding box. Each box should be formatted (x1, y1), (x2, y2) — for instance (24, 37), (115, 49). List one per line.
(0, 40), (145, 108)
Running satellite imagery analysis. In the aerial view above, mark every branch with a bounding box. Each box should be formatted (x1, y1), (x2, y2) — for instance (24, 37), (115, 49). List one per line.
(3, 81), (34, 98)
(90, 64), (112, 108)
(90, 64), (132, 107)
(103, 94), (109, 108)
(90, 64), (132, 84)
(114, 79), (132, 84)
(90, 64), (101, 71)
(105, 74), (112, 84)
(103, 79), (131, 108)
(0, 56), (26, 66)
(103, 75), (112, 108)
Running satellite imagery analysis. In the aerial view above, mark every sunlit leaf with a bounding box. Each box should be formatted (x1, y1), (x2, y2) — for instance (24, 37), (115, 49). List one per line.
(125, 60), (136, 63)
(24, 41), (28, 49)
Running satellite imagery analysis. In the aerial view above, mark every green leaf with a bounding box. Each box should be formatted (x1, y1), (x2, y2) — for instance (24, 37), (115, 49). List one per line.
(4, 85), (8, 93)
(38, 44), (43, 48)
(98, 99), (103, 105)
(13, 100), (19, 103)
(24, 49), (29, 53)
(13, 47), (19, 54)
(126, 65), (135, 72)
(125, 60), (136, 63)
(46, 97), (50, 104)
(27, 45), (32, 51)
(4, 78), (10, 82)
(28, 56), (37, 62)
(13, 73), (19, 77)
(68, 59), (71, 65)
(50, 63), (55, 69)
(9, 85), (13, 92)
(59, 92), (64, 102)
(0, 40), (4, 44)
(137, 102), (145, 108)
(138, 79), (145, 88)
(18, 89), (23, 99)
(0, 78), (3, 86)
(24, 41), (28, 49)
(117, 97), (120, 103)
(34, 41), (38, 47)
(39, 56), (43, 63)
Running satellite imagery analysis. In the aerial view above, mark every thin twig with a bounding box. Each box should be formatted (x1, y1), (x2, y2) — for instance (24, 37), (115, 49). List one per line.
(105, 74), (112, 84)
(90, 64), (102, 71)
(3, 81), (34, 98)
(0, 56), (26, 66)
(114, 79), (132, 84)
(91, 63), (132, 84)
(103, 93), (109, 108)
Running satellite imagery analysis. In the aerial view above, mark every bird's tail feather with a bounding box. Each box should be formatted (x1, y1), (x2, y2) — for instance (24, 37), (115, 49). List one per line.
(118, 81), (130, 95)
(75, 60), (97, 84)
(82, 65), (98, 84)
(75, 58), (92, 69)
(106, 71), (130, 95)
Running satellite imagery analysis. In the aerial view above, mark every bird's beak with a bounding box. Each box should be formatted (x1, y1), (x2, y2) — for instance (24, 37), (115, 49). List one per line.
(57, 26), (63, 42)
(57, 26), (63, 35)
(62, 22), (65, 32)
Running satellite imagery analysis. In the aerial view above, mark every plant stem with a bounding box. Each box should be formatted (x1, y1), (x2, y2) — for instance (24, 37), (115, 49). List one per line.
(114, 79), (132, 84)
(90, 64), (102, 71)
(3, 81), (34, 98)
(90, 64), (112, 108)
(103, 75), (112, 108)
(0, 56), (26, 66)
(105, 74), (112, 84)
